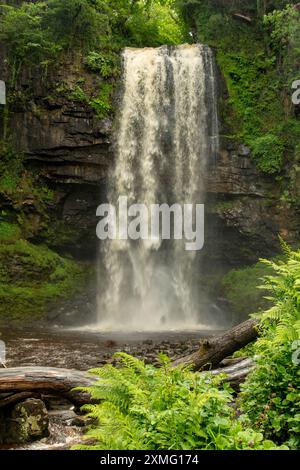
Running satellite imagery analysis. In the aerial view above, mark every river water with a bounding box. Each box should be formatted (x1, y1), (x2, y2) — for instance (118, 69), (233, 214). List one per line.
(0, 326), (223, 370)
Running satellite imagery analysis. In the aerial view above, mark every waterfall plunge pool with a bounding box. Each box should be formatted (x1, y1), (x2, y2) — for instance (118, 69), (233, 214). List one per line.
(0, 326), (226, 370)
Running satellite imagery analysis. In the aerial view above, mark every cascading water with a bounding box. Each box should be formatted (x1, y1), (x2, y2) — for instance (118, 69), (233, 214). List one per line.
(97, 44), (219, 330)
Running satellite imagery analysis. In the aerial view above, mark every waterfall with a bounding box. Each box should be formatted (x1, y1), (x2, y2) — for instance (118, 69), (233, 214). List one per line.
(97, 44), (219, 331)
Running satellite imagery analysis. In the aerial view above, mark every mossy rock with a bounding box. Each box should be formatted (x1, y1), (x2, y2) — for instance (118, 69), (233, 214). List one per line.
(221, 261), (274, 320)
(0, 222), (21, 243)
(8, 399), (49, 443)
(0, 236), (91, 323)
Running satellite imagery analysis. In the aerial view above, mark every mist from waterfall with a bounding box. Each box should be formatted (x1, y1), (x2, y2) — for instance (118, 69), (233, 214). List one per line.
(97, 44), (219, 331)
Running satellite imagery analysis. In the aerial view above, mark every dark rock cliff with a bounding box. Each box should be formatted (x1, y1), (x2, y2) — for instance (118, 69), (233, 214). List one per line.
(1, 54), (299, 267)
(13, 95), (113, 258)
(1, 55), (114, 258)
(206, 146), (299, 268)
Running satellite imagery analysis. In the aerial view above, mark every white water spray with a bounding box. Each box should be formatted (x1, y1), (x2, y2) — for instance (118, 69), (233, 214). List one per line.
(98, 44), (219, 330)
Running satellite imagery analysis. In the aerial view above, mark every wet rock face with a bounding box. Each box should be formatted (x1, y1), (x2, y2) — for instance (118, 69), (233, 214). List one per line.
(3, 56), (299, 265)
(6, 398), (49, 443)
(5, 60), (114, 259)
(14, 107), (113, 185)
(204, 146), (300, 267)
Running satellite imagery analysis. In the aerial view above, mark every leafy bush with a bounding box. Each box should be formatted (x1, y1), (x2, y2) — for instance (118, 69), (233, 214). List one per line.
(177, 0), (299, 176)
(41, 0), (110, 52)
(90, 84), (113, 119)
(250, 134), (284, 174)
(75, 353), (284, 450)
(68, 83), (88, 103)
(126, 1), (186, 46)
(0, 2), (61, 84)
(64, 81), (113, 118)
(264, 4), (300, 56)
(254, 243), (300, 345)
(0, 0), (110, 70)
(0, 0), (185, 76)
(84, 51), (120, 78)
(240, 243), (300, 449)
(240, 342), (300, 449)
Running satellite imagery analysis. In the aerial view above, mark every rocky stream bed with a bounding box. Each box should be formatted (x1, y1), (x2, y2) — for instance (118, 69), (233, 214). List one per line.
(0, 326), (222, 450)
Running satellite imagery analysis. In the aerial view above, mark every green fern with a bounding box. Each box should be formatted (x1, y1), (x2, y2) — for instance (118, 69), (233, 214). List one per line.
(240, 243), (300, 449)
(253, 244), (300, 346)
(73, 353), (284, 450)
(74, 244), (300, 451)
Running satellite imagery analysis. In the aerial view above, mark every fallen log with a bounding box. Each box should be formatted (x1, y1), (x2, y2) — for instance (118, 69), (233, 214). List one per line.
(214, 357), (253, 373)
(0, 391), (38, 408)
(0, 352), (256, 410)
(0, 358), (254, 409)
(210, 357), (254, 390)
(0, 367), (97, 406)
(172, 318), (258, 371)
(0, 320), (259, 407)
(219, 356), (248, 368)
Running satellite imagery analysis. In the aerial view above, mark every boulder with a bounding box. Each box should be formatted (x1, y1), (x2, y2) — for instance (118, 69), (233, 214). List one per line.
(7, 398), (49, 443)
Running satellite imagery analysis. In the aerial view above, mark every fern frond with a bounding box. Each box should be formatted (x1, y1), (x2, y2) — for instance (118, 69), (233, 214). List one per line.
(114, 352), (147, 373)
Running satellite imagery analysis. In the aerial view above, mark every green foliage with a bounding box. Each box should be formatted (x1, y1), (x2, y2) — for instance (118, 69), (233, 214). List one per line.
(84, 51), (120, 78)
(0, 142), (23, 194)
(0, 0), (111, 74)
(0, 0), (186, 77)
(222, 261), (273, 319)
(176, 0), (300, 176)
(0, 2), (61, 80)
(239, 243), (300, 448)
(74, 353), (284, 450)
(0, 239), (89, 322)
(216, 50), (287, 173)
(40, 0), (110, 52)
(254, 243), (300, 344)
(90, 84), (113, 119)
(60, 80), (113, 119)
(232, 341), (256, 358)
(264, 4), (300, 57)
(176, 0), (300, 22)
(250, 134), (284, 174)
(0, 222), (21, 243)
(68, 82), (88, 103)
(125, 0), (186, 47)
(0, 142), (55, 239)
(240, 342), (300, 449)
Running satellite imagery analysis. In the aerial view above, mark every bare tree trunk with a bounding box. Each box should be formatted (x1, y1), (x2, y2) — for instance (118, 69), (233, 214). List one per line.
(172, 319), (258, 371)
